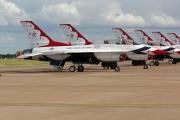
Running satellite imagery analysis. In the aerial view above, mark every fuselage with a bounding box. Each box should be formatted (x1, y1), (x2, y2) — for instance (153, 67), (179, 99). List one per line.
(22, 44), (156, 62)
(32, 44), (151, 54)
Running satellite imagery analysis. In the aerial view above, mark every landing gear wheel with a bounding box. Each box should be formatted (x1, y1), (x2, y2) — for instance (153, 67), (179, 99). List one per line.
(143, 64), (148, 69)
(155, 61), (159, 66)
(115, 66), (120, 72)
(103, 67), (109, 69)
(173, 61), (177, 64)
(168, 59), (173, 64)
(77, 65), (84, 72)
(69, 66), (76, 72)
(57, 66), (63, 71)
(149, 61), (155, 66)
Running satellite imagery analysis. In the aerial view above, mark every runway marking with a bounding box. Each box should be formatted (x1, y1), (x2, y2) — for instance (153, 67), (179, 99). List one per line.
(88, 73), (180, 76)
(0, 86), (180, 87)
(1, 103), (180, 108)
(1, 73), (180, 77)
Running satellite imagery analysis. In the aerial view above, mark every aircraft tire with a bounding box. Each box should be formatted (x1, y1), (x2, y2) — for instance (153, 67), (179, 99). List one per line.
(115, 66), (120, 72)
(77, 65), (84, 72)
(69, 66), (76, 72)
(168, 60), (173, 64)
(149, 61), (155, 66)
(155, 61), (159, 66)
(143, 65), (148, 69)
(103, 67), (109, 69)
(57, 66), (63, 71)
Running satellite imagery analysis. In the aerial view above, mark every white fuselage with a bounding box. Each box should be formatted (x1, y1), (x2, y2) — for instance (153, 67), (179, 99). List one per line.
(30, 44), (153, 61)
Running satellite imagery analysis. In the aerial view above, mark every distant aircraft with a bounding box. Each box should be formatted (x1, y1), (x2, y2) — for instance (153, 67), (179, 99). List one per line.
(152, 32), (180, 63)
(134, 30), (180, 64)
(152, 32), (180, 50)
(112, 28), (171, 66)
(59, 24), (169, 67)
(18, 21), (163, 71)
(113, 29), (180, 65)
(167, 33), (180, 45)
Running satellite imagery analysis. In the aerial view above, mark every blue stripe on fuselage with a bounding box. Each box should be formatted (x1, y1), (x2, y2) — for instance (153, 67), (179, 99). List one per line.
(163, 47), (175, 52)
(131, 46), (151, 54)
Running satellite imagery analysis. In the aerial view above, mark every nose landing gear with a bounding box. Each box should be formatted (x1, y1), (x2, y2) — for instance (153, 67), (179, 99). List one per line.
(143, 64), (148, 69)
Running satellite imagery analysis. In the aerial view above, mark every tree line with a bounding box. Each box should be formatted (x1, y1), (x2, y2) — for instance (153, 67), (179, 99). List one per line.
(0, 53), (17, 59)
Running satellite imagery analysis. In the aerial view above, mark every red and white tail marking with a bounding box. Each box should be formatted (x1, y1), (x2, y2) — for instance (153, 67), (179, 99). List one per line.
(152, 32), (174, 46)
(167, 33), (180, 45)
(134, 30), (160, 46)
(134, 30), (152, 45)
(60, 24), (93, 45)
(21, 21), (70, 48)
(112, 28), (134, 45)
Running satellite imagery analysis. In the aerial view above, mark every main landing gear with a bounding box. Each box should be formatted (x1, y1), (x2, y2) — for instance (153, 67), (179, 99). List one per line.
(57, 66), (63, 71)
(69, 64), (84, 72)
(149, 60), (159, 66)
(168, 59), (177, 65)
(103, 66), (120, 72)
(131, 60), (148, 69)
(101, 62), (120, 72)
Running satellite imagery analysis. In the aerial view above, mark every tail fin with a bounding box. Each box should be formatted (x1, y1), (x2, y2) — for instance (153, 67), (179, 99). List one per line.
(152, 32), (174, 46)
(112, 28), (136, 45)
(60, 24), (93, 45)
(134, 30), (160, 46)
(167, 33), (180, 45)
(20, 21), (70, 48)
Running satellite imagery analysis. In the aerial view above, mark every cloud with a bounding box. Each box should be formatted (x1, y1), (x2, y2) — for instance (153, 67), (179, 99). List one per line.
(0, 34), (15, 43)
(73, 0), (145, 26)
(100, 12), (145, 26)
(149, 13), (180, 27)
(0, 0), (29, 26)
(1, 0), (180, 28)
(33, 3), (80, 25)
(1, 0), (180, 54)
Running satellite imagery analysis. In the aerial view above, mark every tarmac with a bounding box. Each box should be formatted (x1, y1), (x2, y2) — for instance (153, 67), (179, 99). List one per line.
(0, 60), (180, 120)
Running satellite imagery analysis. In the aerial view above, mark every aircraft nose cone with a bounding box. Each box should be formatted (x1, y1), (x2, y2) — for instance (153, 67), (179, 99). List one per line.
(153, 49), (168, 55)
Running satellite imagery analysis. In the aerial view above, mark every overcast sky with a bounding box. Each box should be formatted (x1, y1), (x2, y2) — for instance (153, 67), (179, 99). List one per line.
(1, 0), (180, 54)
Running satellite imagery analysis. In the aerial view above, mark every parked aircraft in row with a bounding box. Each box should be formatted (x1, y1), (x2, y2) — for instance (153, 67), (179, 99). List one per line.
(110, 28), (180, 66)
(17, 21), (168, 72)
(59, 24), (167, 67)
(134, 30), (180, 64)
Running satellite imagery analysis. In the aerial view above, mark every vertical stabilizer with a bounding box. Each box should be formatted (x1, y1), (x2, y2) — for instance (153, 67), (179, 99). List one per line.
(112, 28), (135, 45)
(60, 24), (93, 45)
(21, 21), (70, 48)
(167, 33), (180, 45)
(152, 32), (174, 46)
(134, 30), (160, 46)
